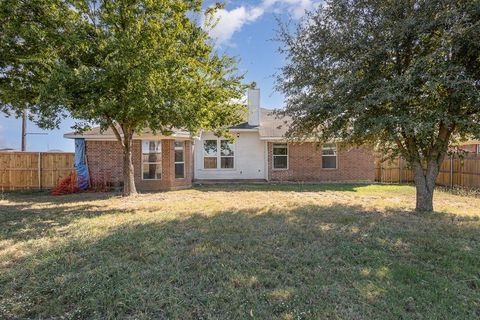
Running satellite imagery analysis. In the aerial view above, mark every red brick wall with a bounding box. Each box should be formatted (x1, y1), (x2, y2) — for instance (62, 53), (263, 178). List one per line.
(85, 139), (193, 191)
(85, 140), (124, 187)
(85, 139), (374, 188)
(267, 142), (375, 182)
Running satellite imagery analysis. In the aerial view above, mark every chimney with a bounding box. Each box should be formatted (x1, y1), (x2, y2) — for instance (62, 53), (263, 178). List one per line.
(247, 87), (260, 126)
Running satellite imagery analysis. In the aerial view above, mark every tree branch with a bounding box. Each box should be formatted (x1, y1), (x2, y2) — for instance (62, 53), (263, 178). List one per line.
(104, 114), (124, 147)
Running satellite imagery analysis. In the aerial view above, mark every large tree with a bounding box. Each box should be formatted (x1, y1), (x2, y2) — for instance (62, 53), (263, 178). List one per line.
(277, 0), (480, 211)
(1, 0), (244, 196)
(0, 0), (71, 128)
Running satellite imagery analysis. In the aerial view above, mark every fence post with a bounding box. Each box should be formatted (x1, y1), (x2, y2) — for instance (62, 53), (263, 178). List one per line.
(11, 153), (14, 191)
(450, 156), (453, 188)
(38, 152), (42, 190)
(399, 157), (403, 184)
(459, 157), (463, 188)
(380, 162), (384, 183)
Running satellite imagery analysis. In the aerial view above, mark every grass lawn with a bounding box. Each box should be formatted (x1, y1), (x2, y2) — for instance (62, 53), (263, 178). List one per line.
(1, 184), (479, 319)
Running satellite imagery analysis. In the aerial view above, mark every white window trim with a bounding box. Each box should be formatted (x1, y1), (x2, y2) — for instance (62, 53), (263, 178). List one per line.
(202, 139), (235, 170)
(203, 139), (218, 170)
(220, 140), (235, 170)
(142, 140), (162, 180)
(322, 143), (338, 170)
(477, 144), (480, 154)
(174, 141), (185, 179)
(272, 143), (289, 170)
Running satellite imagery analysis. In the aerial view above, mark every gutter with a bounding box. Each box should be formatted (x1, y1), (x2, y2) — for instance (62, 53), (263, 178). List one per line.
(63, 132), (194, 140)
(229, 128), (259, 132)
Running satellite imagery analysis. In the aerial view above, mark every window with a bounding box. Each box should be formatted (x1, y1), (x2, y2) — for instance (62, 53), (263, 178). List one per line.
(273, 143), (288, 169)
(142, 140), (162, 179)
(477, 144), (480, 154)
(203, 140), (217, 169)
(220, 140), (234, 168)
(203, 139), (235, 169)
(174, 141), (185, 179)
(322, 143), (337, 169)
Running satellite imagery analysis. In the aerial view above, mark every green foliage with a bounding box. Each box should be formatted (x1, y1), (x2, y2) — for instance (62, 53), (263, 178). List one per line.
(1, 0), (245, 136)
(1, 0), (245, 195)
(277, 0), (480, 164)
(0, 0), (72, 127)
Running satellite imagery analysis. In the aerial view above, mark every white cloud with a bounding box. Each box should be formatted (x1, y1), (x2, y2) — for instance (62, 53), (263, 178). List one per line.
(206, 0), (321, 45)
(279, 0), (318, 19)
(208, 6), (265, 45)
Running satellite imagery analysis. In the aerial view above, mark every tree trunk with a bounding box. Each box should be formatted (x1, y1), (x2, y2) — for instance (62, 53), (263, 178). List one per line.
(122, 137), (137, 196)
(413, 160), (439, 212)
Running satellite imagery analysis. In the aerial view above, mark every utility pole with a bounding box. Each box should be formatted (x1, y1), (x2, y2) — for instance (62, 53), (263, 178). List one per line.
(20, 108), (48, 151)
(21, 109), (27, 151)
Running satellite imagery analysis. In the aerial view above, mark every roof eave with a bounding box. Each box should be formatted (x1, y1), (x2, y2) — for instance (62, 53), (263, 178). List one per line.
(259, 137), (321, 142)
(259, 136), (286, 141)
(230, 128), (259, 132)
(64, 132), (193, 140)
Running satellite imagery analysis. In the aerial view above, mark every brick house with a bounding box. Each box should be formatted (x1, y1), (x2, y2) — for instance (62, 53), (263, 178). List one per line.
(64, 88), (375, 191)
(456, 142), (480, 157)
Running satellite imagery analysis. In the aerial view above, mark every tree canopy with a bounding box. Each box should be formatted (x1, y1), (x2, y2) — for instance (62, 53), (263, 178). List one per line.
(42, 0), (243, 136)
(277, 0), (480, 211)
(1, 0), (245, 195)
(0, 0), (72, 127)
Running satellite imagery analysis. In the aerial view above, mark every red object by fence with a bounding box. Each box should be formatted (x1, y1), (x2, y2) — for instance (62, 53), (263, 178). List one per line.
(51, 172), (79, 195)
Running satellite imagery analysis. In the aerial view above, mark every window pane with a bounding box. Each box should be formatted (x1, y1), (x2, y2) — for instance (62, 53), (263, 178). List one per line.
(143, 153), (162, 163)
(175, 163), (184, 179)
(174, 150), (184, 162)
(221, 157), (234, 168)
(273, 155), (288, 169)
(204, 157), (217, 169)
(220, 140), (234, 156)
(273, 144), (287, 155)
(322, 143), (336, 155)
(142, 140), (161, 153)
(204, 140), (217, 156)
(322, 156), (337, 169)
(273, 148), (287, 155)
(174, 141), (184, 149)
(143, 163), (161, 179)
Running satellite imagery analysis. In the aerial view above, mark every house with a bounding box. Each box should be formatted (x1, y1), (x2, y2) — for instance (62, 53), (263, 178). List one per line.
(64, 88), (375, 191)
(456, 141), (480, 157)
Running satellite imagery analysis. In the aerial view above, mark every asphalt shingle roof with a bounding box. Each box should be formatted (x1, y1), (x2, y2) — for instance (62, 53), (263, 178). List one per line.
(258, 108), (291, 138)
(65, 108), (291, 139)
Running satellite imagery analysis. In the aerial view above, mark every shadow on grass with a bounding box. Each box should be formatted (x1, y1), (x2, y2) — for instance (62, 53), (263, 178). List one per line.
(0, 183), (395, 243)
(192, 183), (373, 193)
(0, 192), (126, 242)
(1, 200), (479, 319)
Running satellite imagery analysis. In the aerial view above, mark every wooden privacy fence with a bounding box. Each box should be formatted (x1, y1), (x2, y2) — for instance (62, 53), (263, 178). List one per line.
(376, 156), (480, 189)
(0, 152), (75, 190)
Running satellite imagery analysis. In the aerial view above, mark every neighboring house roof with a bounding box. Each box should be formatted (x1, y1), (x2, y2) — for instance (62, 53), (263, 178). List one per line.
(64, 108), (291, 140)
(455, 140), (480, 145)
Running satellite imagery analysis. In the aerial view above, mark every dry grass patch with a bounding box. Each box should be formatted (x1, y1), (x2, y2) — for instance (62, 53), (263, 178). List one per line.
(0, 184), (479, 319)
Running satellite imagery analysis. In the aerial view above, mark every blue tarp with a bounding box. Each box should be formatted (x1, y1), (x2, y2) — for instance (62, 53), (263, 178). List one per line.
(74, 138), (90, 190)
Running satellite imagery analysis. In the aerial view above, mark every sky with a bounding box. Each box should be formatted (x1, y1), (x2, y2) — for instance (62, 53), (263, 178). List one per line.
(0, 0), (322, 152)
